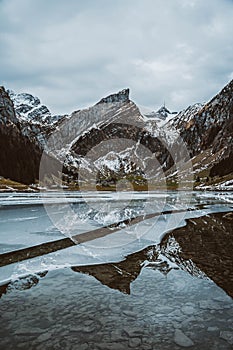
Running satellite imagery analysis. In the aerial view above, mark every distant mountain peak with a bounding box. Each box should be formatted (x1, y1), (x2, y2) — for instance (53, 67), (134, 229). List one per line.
(97, 88), (130, 104)
(144, 104), (177, 122)
(157, 105), (171, 115)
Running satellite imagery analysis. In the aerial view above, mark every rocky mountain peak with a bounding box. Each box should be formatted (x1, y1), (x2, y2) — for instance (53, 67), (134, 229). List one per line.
(8, 90), (52, 124)
(144, 104), (177, 123)
(8, 91), (40, 108)
(8, 89), (65, 126)
(157, 105), (170, 114)
(97, 88), (130, 104)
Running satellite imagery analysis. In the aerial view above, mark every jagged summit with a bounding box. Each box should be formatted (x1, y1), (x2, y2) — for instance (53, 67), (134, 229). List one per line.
(144, 104), (177, 122)
(97, 88), (130, 104)
(157, 105), (170, 114)
(156, 105), (175, 119)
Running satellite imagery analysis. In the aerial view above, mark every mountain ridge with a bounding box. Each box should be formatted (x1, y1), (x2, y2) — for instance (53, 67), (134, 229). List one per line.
(0, 80), (232, 191)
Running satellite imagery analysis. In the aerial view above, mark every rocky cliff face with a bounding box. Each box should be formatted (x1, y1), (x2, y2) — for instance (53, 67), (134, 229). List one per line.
(0, 87), (42, 184)
(164, 79), (233, 187)
(168, 80), (232, 156)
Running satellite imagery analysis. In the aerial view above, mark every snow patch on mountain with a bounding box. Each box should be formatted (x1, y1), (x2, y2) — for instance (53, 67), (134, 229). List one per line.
(196, 179), (233, 191)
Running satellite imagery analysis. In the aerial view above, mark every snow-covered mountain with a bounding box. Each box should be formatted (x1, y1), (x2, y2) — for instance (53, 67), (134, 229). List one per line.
(0, 80), (232, 190)
(46, 88), (171, 190)
(144, 105), (177, 120)
(5, 90), (67, 150)
(8, 90), (65, 125)
(143, 105), (177, 126)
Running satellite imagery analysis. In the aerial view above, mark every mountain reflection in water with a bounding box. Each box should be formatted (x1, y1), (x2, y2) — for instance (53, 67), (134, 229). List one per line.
(72, 212), (233, 298)
(1, 212), (233, 299)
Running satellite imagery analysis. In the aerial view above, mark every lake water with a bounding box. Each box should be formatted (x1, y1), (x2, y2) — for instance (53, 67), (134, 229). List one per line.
(0, 191), (233, 349)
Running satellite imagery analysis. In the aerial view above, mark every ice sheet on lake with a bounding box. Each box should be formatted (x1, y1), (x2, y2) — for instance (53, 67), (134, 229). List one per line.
(0, 192), (232, 285)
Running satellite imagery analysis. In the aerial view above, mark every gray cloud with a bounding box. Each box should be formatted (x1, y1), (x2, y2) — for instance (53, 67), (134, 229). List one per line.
(0, 0), (233, 114)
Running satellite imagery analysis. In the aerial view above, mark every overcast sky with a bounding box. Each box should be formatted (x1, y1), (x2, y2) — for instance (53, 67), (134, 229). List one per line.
(0, 0), (233, 115)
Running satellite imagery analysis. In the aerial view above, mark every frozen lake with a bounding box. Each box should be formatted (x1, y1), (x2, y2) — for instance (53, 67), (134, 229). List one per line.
(0, 191), (233, 349)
